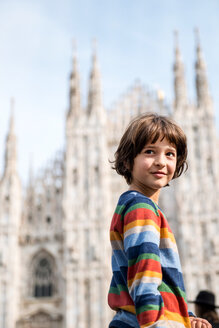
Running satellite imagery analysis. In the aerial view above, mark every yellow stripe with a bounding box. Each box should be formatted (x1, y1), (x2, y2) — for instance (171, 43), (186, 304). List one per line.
(124, 219), (160, 233)
(128, 270), (162, 287)
(110, 231), (122, 241)
(164, 310), (191, 326)
(120, 305), (136, 314)
(160, 227), (176, 243)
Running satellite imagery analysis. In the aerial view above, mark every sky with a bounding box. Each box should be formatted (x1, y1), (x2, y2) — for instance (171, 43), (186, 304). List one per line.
(0, 0), (219, 185)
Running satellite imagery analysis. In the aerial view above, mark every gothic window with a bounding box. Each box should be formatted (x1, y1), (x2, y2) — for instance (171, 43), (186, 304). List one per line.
(30, 251), (56, 298)
(94, 165), (99, 177)
(85, 229), (90, 262)
(193, 126), (200, 158)
(46, 189), (51, 202)
(204, 274), (211, 289)
(0, 283), (6, 328)
(207, 156), (213, 175)
(46, 216), (52, 224)
(5, 195), (10, 202)
(73, 168), (78, 184)
(34, 258), (53, 297)
(85, 279), (91, 326)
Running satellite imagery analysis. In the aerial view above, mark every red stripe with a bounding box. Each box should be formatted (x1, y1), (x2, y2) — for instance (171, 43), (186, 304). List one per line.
(137, 309), (164, 326)
(158, 210), (173, 231)
(108, 291), (134, 308)
(124, 208), (160, 225)
(128, 258), (161, 280)
(161, 291), (189, 317)
(110, 213), (123, 233)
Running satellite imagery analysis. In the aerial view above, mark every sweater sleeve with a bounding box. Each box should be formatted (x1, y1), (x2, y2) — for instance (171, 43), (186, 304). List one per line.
(123, 198), (167, 328)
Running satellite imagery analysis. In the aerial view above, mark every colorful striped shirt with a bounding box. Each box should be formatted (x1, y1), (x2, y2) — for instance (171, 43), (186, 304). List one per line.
(108, 190), (191, 328)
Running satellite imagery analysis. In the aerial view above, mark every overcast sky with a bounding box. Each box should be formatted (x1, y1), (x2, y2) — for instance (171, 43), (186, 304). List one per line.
(0, 0), (218, 184)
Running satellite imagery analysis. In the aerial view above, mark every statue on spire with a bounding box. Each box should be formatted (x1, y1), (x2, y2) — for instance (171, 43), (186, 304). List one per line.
(173, 30), (188, 109)
(68, 39), (81, 118)
(87, 39), (103, 117)
(4, 98), (17, 176)
(195, 28), (211, 109)
(9, 97), (15, 135)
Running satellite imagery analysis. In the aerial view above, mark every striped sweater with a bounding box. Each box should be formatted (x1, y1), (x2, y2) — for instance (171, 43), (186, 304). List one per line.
(108, 190), (191, 328)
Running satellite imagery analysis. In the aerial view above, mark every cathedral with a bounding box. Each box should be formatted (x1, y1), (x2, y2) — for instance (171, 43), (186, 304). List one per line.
(0, 32), (218, 328)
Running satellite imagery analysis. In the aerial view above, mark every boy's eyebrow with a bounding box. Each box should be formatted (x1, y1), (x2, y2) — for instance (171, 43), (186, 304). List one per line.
(143, 144), (176, 151)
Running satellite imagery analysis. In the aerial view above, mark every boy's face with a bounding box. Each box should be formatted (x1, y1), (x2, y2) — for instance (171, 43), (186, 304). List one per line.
(129, 137), (177, 202)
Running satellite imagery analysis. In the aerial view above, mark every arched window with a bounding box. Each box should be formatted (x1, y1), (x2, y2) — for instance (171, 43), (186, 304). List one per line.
(16, 311), (63, 328)
(30, 251), (56, 298)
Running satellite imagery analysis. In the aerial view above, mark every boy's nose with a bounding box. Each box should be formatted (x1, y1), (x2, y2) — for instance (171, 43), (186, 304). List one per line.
(154, 154), (166, 166)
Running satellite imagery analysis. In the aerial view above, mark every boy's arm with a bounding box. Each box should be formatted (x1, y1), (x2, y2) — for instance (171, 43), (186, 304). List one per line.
(123, 201), (165, 327)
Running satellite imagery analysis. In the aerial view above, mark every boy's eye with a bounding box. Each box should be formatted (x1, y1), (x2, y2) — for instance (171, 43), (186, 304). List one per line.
(166, 152), (176, 157)
(144, 149), (154, 154)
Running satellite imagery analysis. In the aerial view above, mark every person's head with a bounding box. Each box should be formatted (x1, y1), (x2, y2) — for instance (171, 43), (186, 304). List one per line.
(190, 291), (219, 318)
(112, 113), (188, 186)
(195, 304), (217, 318)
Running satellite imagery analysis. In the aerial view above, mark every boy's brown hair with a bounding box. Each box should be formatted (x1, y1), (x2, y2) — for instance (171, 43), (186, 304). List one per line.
(112, 113), (188, 184)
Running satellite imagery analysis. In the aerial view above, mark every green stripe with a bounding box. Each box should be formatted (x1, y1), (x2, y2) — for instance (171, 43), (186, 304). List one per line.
(128, 253), (160, 267)
(109, 284), (129, 295)
(158, 282), (187, 301)
(124, 203), (159, 218)
(136, 302), (164, 315)
(115, 204), (126, 215)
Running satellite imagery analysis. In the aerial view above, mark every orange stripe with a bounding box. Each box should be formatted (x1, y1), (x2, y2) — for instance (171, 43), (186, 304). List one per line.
(110, 231), (122, 241)
(120, 305), (136, 314)
(128, 270), (162, 286)
(124, 219), (160, 233)
(160, 227), (176, 243)
(164, 310), (191, 327)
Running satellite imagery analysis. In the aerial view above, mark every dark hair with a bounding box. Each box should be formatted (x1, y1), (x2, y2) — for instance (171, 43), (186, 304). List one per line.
(112, 113), (188, 184)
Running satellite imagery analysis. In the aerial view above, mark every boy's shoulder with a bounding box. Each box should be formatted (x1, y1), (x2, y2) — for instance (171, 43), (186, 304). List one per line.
(117, 190), (159, 217)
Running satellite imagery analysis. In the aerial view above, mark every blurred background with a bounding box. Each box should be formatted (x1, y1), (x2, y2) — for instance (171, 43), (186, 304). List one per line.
(0, 0), (218, 183)
(0, 1), (219, 327)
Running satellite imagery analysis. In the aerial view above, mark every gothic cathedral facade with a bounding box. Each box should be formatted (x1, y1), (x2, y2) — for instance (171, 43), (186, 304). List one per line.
(0, 34), (218, 328)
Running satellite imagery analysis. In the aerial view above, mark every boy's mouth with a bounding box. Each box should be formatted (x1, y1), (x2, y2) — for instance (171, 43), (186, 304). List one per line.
(152, 171), (167, 177)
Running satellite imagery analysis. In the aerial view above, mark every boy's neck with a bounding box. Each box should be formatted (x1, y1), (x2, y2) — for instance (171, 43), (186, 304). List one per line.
(128, 184), (160, 204)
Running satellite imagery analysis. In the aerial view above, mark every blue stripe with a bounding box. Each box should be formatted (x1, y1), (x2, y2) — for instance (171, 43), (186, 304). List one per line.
(135, 292), (163, 308)
(161, 267), (186, 291)
(119, 191), (156, 207)
(127, 241), (160, 259)
(112, 267), (128, 285)
(124, 230), (159, 251)
(110, 310), (139, 328)
(118, 191), (158, 213)
(160, 248), (182, 272)
(130, 282), (161, 300)
(112, 250), (128, 268)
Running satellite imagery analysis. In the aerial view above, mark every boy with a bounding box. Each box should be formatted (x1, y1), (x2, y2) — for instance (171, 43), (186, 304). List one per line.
(108, 114), (211, 328)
